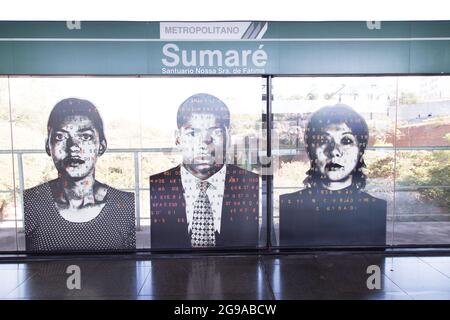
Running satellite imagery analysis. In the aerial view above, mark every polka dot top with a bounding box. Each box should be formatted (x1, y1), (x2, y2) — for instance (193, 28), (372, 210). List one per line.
(24, 180), (136, 252)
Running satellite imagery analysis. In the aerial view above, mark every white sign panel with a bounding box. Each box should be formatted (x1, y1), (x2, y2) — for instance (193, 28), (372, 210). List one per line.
(160, 22), (268, 40)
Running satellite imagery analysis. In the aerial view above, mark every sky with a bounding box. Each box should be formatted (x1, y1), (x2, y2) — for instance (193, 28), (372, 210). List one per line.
(4, 75), (450, 130)
(4, 77), (263, 130)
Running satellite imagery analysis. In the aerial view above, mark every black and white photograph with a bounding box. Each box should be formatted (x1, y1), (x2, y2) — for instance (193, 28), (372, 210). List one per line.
(150, 93), (260, 249)
(24, 97), (136, 252)
(279, 104), (387, 246)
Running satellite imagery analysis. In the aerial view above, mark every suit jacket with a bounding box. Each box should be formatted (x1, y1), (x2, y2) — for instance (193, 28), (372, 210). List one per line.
(150, 164), (259, 249)
(280, 186), (387, 246)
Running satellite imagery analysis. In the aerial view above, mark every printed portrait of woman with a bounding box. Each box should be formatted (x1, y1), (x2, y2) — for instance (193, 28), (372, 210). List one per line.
(24, 98), (136, 252)
(279, 104), (387, 246)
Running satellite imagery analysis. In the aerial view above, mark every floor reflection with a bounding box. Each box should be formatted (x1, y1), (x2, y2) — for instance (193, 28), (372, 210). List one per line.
(141, 257), (270, 299)
(0, 254), (449, 300)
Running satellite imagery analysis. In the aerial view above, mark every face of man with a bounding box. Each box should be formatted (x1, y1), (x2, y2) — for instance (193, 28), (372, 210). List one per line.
(178, 113), (227, 180)
(313, 122), (360, 182)
(48, 115), (104, 180)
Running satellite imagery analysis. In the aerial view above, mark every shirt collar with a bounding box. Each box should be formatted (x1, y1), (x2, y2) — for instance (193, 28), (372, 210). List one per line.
(180, 165), (226, 191)
(180, 164), (227, 234)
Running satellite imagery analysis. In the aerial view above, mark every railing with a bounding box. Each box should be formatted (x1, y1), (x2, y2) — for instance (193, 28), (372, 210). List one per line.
(1, 147), (174, 229)
(0, 146), (257, 228)
(0, 145), (449, 227)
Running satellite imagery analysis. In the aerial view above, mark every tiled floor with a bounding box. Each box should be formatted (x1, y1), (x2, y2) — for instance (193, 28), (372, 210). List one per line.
(0, 253), (450, 300)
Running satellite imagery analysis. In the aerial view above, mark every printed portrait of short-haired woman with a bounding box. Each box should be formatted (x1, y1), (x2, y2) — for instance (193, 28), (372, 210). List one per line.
(279, 104), (387, 246)
(24, 98), (136, 252)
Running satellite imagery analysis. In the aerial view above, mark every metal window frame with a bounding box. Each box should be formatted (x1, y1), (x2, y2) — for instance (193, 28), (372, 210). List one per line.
(0, 73), (450, 258)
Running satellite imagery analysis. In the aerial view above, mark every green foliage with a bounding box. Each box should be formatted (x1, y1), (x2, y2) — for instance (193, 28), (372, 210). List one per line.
(400, 91), (420, 104)
(420, 162), (450, 208)
(366, 154), (394, 179)
(389, 91), (421, 106)
(368, 150), (449, 209)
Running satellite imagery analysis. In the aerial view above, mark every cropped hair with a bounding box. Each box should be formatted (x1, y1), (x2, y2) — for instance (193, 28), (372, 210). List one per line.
(303, 104), (369, 189)
(47, 98), (106, 143)
(177, 93), (230, 129)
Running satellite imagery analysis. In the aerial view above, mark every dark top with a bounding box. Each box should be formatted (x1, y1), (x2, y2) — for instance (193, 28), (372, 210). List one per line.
(150, 164), (260, 249)
(279, 186), (387, 246)
(24, 180), (136, 252)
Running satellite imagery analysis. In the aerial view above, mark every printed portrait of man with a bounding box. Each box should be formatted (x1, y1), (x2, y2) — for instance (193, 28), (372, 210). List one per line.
(150, 93), (260, 249)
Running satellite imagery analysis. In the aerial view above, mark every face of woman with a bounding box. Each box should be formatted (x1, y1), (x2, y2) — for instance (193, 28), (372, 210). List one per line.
(313, 122), (360, 182)
(48, 115), (103, 180)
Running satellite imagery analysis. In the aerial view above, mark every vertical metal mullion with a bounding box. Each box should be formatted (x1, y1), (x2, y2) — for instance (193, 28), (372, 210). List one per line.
(7, 77), (19, 251)
(391, 77), (399, 248)
(134, 151), (141, 231)
(17, 153), (25, 223)
(265, 75), (273, 250)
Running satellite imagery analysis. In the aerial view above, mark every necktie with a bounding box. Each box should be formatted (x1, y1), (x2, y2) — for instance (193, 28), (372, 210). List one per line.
(191, 181), (216, 247)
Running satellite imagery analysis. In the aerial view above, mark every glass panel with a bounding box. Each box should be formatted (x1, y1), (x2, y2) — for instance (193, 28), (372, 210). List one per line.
(4, 74), (449, 251)
(7, 76), (263, 251)
(395, 76), (450, 147)
(272, 77), (396, 247)
(392, 76), (450, 245)
(393, 150), (450, 245)
(9, 77), (142, 252)
(0, 77), (17, 251)
(140, 77), (264, 249)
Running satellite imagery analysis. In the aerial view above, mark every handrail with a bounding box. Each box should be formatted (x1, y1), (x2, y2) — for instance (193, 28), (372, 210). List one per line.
(1, 146), (449, 227)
